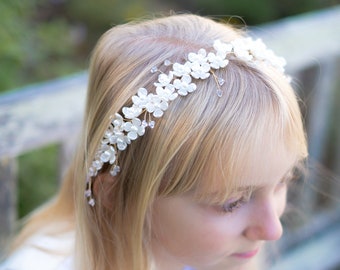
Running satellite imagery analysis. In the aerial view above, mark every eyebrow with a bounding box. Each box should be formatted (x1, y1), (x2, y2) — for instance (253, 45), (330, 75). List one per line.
(232, 165), (296, 194)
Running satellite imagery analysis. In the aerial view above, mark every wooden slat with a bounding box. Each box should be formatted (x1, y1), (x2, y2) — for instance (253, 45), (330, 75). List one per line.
(253, 6), (340, 73)
(0, 72), (87, 158)
(0, 157), (17, 251)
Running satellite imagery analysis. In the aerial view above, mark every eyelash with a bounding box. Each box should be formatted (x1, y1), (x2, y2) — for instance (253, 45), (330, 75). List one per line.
(216, 173), (295, 214)
(221, 197), (247, 213)
(276, 175), (293, 190)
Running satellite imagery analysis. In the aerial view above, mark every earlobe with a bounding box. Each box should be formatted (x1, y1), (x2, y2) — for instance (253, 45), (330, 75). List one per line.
(93, 172), (117, 210)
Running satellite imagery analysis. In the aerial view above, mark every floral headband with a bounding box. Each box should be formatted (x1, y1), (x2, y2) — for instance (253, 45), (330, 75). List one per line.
(85, 37), (288, 206)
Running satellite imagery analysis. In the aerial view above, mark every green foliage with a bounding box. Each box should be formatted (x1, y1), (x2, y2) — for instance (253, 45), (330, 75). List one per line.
(0, 1), (30, 92)
(1, 0), (335, 93)
(0, 0), (80, 93)
(65, 0), (153, 51)
(17, 145), (59, 218)
(67, 0), (147, 27)
(172, 0), (335, 24)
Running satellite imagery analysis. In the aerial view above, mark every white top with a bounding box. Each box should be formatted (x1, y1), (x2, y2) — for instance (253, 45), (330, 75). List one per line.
(0, 232), (197, 270)
(0, 232), (74, 270)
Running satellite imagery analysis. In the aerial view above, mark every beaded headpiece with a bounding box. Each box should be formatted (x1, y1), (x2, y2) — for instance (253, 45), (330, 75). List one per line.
(85, 37), (288, 206)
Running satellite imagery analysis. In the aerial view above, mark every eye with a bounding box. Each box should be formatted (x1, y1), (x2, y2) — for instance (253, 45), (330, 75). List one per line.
(275, 174), (292, 191)
(221, 197), (247, 213)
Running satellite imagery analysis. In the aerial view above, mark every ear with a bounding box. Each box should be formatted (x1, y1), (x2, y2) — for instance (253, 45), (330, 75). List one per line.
(93, 172), (117, 210)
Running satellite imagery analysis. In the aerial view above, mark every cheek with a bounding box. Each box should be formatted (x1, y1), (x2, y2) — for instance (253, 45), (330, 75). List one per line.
(277, 186), (288, 217)
(152, 200), (239, 260)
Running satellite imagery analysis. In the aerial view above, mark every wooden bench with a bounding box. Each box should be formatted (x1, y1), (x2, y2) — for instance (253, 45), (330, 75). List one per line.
(1, 6), (340, 268)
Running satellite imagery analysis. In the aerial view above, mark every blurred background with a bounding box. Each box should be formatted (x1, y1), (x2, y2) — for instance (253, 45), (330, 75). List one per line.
(0, 0), (337, 94)
(0, 0), (339, 268)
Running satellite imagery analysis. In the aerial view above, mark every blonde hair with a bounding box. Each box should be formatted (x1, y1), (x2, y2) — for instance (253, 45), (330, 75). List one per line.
(11, 14), (308, 270)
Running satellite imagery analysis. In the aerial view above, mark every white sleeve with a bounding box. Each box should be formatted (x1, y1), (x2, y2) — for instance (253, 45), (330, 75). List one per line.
(0, 232), (74, 270)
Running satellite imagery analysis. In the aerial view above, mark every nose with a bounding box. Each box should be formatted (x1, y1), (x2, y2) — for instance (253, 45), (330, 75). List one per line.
(243, 197), (283, 241)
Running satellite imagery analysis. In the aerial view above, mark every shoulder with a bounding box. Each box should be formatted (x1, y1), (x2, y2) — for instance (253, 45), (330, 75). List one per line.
(0, 231), (74, 270)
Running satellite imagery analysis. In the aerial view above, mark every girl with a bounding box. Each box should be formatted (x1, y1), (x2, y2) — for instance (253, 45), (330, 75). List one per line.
(0, 14), (308, 270)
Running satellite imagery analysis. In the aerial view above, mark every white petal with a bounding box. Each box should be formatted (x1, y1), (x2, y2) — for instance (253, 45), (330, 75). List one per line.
(138, 87), (148, 97)
(153, 109), (164, 118)
(128, 131), (138, 140)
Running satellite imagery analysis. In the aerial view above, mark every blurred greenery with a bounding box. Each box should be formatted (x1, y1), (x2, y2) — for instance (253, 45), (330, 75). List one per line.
(0, 0), (80, 92)
(0, 0), (337, 217)
(17, 145), (58, 218)
(0, 0), (336, 93)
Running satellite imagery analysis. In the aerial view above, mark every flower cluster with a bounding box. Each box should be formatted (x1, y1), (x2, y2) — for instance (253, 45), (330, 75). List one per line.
(85, 38), (288, 206)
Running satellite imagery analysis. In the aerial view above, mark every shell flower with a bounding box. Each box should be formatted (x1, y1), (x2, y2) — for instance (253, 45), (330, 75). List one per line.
(271, 55), (286, 73)
(112, 130), (131, 151)
(231, 39), (253, 62)
(102, 114), (125, 145)
(189, 61), (211, 79)
(173, 74), (197, 96)
(88, 166), (97, 177)
(188, 48), (208, 65)
(248, 39), (268, 61)
(122, 105), (142, 119)
(156, 86), (178, 101)
(172, 62), (191, 77)
(132, 88), (151, 109)
(101, 125), (114, 145)
(112, 113), (125, 130)
(213, 39), (233, 56)
(207, 52), (229, 69)
(92, 159), (103, 172)
(123, 118), (145, 140)
(154, 72), (175, 90)
(99, 144), (117, 164)
(145, 94), (169, 118)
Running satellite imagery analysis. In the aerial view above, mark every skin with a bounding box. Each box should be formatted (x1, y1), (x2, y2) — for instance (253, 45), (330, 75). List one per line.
(151, 142), (296, 270)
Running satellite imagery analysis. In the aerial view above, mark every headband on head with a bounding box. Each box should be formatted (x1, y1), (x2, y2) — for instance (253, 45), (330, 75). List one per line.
(85, 37), (288, 206)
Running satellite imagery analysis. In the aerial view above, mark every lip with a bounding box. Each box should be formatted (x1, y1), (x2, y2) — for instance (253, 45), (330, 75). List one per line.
(231, 248), (259, 259)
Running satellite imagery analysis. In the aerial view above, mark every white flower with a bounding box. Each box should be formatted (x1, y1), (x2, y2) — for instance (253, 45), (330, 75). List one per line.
(233, 48), (252, 61)
(231, 38), (253, 62)
(102, 114), (125, 144)
(92, 159), (103, 171)
(187, 48), (211, 79)
(188, 48), (208, 65)
(112, 130), (131, 150)
(132, 88), (150, 109)
(207, 52), (229, 69)
(271, 56), (286, 72)
(88, 166), (97, 177)
(189, 61), (211, 79)
(123, 118), (145, 140)
(156, 86), (178, 101)
(112, 113), (124, 130)
(102, 125), (114, 144)
(213, 39), (233, 56)
(154, 72), (175, 90)
(173, 74), (197, 96)
(104, 114), (132, 150)
(172, 62), (191, 77)
(249, 39), (268, 60)
(145, 94), (169, 118)
(131, 88), (168, 117)
(99, 144), (116, 164)
(122, 105), (142, 119)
